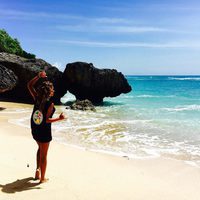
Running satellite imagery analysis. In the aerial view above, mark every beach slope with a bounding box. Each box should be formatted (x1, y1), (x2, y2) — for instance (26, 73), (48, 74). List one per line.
(0, 102), (200, 200)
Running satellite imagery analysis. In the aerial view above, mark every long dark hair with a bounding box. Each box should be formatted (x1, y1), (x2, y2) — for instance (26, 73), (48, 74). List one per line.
(36, 81), (54, 111)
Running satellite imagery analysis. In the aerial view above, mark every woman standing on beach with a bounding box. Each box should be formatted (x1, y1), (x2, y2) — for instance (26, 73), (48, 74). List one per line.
(27, 71), (65, 183)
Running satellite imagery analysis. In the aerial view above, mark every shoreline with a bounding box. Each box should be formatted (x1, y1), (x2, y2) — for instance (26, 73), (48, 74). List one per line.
(1, 101), (200, 199)
(2, 101), (200, 169)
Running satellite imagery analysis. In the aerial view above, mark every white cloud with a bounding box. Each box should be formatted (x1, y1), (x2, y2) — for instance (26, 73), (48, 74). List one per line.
(0, 9), (129, 23)
(0, 8), (183, 34)
(46, 39), (200, 48)
(0, 9), (82, 20)
(56, 25), (171, 33)
(93, 17), (132, 24)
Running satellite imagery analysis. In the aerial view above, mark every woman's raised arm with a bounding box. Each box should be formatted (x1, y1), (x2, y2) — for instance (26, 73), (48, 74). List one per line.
(27, 71), (47, 101)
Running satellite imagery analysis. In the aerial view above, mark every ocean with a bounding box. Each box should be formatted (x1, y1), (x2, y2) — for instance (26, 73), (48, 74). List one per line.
(7, 75), (200, 167)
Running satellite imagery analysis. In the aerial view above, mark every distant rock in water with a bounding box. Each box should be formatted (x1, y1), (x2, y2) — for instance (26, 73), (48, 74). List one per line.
(0, 64), (18, 93)
(63, 62), (132, 103)
(0, 52), (66, 104)
(67, 99), (96, 111)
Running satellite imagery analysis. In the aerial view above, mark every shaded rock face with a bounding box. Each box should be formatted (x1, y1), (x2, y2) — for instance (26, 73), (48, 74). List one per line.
(0, 64), (18, 93)
(63, 62), (132, 103)
(0, 53), (132, 104)
(0, 53), (66, 104)
(66, 99), (96, 111)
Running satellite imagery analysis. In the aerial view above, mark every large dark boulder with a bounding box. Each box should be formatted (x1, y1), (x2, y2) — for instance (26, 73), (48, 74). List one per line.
(63, 62), (132, 103)
(0, 52), (66, 104)
(0, 64), (18, 93)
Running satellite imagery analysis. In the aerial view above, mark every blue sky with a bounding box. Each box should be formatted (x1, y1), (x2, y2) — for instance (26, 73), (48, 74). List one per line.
(1, 0), (200, 75)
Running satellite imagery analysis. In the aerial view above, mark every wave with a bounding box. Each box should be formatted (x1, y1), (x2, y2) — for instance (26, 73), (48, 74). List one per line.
(168, 77), (200, 81)
(162, 105), (200, 112)
(120, 94), (176, 99)
(136, 95), (158, 98)
(53, 119), (152, 131)
(126, 76), (200, 81)
(135, 95), (175, 98)
(126, 76), (160, 81)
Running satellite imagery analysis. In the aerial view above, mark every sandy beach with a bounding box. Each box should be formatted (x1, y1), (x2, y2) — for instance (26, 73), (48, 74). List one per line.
(0, 102), (200, 200)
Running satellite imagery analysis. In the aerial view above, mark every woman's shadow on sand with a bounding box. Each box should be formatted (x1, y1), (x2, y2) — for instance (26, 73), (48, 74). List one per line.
(0, 177), (41, 193)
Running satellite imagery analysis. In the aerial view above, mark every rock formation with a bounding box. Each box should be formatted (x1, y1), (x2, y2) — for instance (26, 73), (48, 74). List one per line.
(0, 64), (18, 93)
(66, 99), (96, 111)
(62, 62), (132, 103)
(0, 53), (132, 105)
(0, 52), (66, 104)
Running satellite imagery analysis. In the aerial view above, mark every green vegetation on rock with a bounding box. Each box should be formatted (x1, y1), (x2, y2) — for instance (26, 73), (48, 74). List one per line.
(0, 29), (36, 59)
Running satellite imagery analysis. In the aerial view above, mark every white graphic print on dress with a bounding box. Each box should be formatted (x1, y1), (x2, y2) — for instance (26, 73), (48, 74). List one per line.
(33, 110), (43, 125)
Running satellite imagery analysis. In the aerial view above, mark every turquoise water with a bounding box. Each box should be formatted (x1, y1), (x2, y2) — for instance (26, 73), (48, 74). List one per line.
(57, 76), (200, 166)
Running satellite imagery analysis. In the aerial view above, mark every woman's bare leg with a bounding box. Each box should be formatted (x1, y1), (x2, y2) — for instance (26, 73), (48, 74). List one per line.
(35, 142), (40, 180)
(39, 142), (50, 183)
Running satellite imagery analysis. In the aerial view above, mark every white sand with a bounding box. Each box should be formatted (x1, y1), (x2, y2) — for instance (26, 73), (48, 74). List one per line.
(0, 101), (200, 200)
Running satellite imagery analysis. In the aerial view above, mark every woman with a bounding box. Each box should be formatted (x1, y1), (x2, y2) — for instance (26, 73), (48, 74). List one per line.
(27, 71), (65, 183)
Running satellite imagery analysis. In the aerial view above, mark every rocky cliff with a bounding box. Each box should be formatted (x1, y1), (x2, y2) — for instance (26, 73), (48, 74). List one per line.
(0, 53), (132, 104)
(0, 52), (65, 103)
(0, 64), (18, 93)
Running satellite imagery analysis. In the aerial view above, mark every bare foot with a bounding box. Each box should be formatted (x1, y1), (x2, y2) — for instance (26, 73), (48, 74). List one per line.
(34, 169), (40, 180)
(40, 178), (49, 184)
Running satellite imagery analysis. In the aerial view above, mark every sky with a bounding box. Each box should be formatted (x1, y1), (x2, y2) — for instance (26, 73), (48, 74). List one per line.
(1, 0), (200, 75)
